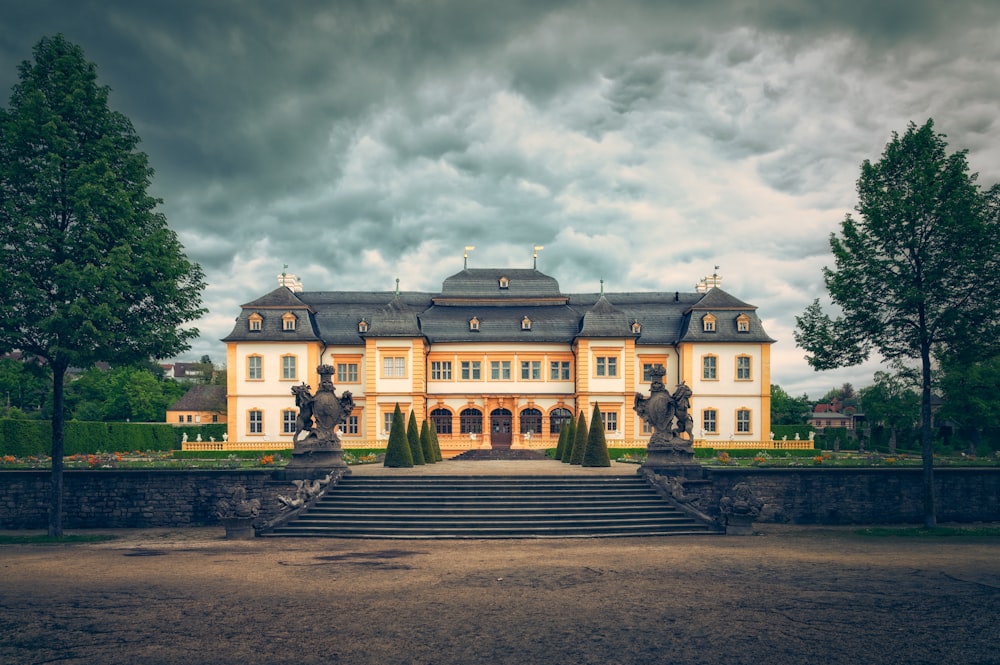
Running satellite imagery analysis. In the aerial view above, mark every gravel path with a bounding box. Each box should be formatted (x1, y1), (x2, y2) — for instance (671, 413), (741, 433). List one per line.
(2, 525), (998, 664)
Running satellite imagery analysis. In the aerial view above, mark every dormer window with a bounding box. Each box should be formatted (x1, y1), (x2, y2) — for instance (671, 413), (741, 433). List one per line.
(702, 314), (717, 332)
(248, 313), (263, 332)
(358, 319), (369, 333)
(469, 317), (480, 331)
(521, 316), (532, 331)
(737, 314), (751, 333)
(282, 312), (297, 331)
(499, 276), (509, 289)
(631, 320), (642, 334)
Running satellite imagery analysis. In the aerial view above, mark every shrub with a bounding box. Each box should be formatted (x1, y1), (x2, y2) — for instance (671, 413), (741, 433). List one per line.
(384, 404), (413, 468)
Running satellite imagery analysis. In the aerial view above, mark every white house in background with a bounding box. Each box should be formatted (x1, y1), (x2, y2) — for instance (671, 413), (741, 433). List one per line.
(222, 267), (775, 456)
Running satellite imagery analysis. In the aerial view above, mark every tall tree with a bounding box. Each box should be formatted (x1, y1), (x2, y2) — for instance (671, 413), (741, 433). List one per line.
(0, 36), (205, 535)
(794, 119), (1000, 527)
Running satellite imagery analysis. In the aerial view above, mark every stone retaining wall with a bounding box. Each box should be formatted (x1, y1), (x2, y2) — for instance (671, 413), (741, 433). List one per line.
(1, 467), (997, 530)
(694, 467), (1000, 524)
(0, 470), (295, 529)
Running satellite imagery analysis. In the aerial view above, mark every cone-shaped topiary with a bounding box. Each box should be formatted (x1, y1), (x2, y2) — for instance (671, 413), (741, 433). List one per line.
(583, 404), (612, 467)
(407, 410), (425, 465)
(561, 416), (577, 463)
(570, 411), (588, 465)
(420, 419), (436, 464)
(553, 423), (568, 460)
(430, 423), (443, 461)
(384, 404), (414, 467)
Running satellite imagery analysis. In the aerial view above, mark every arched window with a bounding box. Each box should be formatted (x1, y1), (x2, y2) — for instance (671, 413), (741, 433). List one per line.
(430, 408), (453, 435)
(549, 407), (573, 434)
(459, 408), (482, 434)
(520, 408), (542, 434)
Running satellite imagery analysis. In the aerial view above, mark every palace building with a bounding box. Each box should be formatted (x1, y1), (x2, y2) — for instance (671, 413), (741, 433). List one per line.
(222, 268), (775, 456)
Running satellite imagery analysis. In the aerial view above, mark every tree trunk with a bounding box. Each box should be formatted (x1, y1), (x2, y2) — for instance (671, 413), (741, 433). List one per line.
(48, 362), (67, 538)
(920, 344), (936, 529)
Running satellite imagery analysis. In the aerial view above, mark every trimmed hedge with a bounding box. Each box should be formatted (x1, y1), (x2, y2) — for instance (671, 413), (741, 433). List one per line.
(1, 419), (191, 456)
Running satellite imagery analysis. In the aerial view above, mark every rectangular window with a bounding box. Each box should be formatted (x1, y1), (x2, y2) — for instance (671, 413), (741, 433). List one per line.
(282, 355), (297, 380)
(490, 361), (511, 380)
(642, 363), (654, 382)
(520, 360), (541, 380)
(736, 356), (752, 380)
(337, 362), (359, 383)
(737, 409), (751, 433)
(596, 356), (618, 377)
(346, 415), (359, 435)
(249, 410), (263, 434)
(430, 361), (452, 381)
(550, 361), (571, 380)
(603, 411), (618, 432)
(247, 356), (262, 380)
(384, 412), (394, 434)
(702, 356), (717, 380)
(282, 410), (297, 434)
(383, 356), (406, 378)
(703, 410), (717, 434)
(461, 361), (482, 380)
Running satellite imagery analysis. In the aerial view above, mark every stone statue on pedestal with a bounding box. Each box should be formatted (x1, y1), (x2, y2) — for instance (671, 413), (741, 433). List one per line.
(634, 364), (697, 469)
(283, 364), (354, 478)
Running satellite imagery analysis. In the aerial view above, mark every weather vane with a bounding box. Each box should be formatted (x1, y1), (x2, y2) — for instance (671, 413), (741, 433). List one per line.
(533, 245), (544, 269)
(464, 245), (475, 269)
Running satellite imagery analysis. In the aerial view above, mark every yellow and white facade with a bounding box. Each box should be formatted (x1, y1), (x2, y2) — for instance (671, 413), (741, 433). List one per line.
(222, 268), (775, 455)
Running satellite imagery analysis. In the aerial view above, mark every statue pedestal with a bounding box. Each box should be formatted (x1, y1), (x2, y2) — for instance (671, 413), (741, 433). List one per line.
(277, 435), (350, 481)
(724, 514), (755, 536)
(641, 435), (702, 478)
(221, 516), (255, 539)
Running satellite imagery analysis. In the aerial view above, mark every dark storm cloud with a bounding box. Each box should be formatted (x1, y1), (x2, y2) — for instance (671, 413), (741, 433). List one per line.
(3, 0), (1000, 396)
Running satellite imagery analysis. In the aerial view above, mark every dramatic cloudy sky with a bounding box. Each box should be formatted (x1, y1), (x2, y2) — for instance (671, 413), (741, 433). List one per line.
(3, 1), (1000, 397)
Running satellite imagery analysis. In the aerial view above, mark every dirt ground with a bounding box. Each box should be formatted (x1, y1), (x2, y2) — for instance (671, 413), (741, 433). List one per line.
(1, 526), (998, 665)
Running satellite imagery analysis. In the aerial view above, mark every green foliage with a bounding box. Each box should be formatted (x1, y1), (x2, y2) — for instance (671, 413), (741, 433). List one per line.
(384, 404), (413, 468)
(419, 419), (436, 465)
(558, 416), (576, 463)
(0, 418), (177, 456)
(406, 410), (425, 465)
(859, 369), (920, 433)
(429, 423), (442, 461)
(582, 404), (611, 467)
(793, 119), (1000, 527)
(937, 353), (1000, 433)
(0, 35), (206, 534)
(0, 357), (50, 415)
(569, 411), (588, 465)
(554, 422), (568, 460)
(770, 384), (812, 425)
(0, 35), (207, 369)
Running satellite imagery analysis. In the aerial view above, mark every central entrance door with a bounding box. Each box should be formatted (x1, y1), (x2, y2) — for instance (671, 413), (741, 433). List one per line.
(490, 408), (513, 449)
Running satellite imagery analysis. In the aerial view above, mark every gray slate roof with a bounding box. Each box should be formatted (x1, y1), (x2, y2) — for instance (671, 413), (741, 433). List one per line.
(167, 385), (227, 413)
(222, 269), (775, 346)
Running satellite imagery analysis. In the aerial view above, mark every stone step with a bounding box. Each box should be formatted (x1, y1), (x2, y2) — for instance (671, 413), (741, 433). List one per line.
(263, 475), (717, 539)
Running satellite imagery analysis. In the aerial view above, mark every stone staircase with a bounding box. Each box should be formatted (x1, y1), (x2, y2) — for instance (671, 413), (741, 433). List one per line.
(264, 475), (718, 538)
